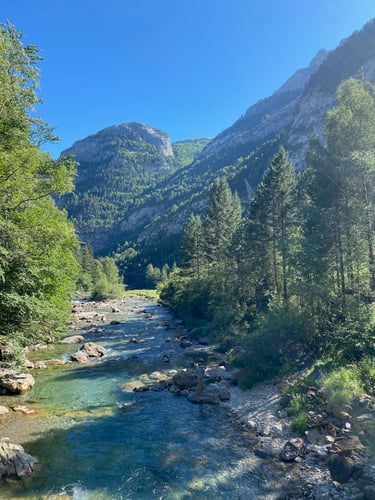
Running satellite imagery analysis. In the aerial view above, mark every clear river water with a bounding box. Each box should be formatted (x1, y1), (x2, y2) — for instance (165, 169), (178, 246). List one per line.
(0, 297), (278, 499)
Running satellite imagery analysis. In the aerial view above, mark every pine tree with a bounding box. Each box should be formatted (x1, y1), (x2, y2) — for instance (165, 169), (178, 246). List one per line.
(180, 214), (204, 279)
(203, 177), (242, 267)
(242, 147), (297, 305)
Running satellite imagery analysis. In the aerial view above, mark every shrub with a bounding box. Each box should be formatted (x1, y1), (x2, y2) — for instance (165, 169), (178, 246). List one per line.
(232, 300), (311, 387)
(323, 366), (364, 412)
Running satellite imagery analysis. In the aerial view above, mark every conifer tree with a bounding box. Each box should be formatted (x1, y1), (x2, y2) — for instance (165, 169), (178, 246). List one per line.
(203, 177), (242, 267)
(180, 214), (204, 279)
(243, 147), (297, 305)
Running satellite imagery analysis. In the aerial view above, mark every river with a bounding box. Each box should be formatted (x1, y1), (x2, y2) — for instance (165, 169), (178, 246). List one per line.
(0, 296), (278, 499)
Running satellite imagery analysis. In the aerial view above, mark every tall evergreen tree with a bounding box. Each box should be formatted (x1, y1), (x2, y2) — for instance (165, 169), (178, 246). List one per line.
(242, 147), (297, 305)
(180, 214), (204, 279)
(203, 177), (242, 267)
(304, 78), (375, 315)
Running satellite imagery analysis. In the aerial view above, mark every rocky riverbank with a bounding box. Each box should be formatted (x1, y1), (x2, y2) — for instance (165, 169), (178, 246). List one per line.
(0, 295), (374, 498)
(75, 296), (375, 499)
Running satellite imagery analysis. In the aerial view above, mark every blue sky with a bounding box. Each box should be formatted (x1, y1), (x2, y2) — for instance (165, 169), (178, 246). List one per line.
(3, 0), (375, 157)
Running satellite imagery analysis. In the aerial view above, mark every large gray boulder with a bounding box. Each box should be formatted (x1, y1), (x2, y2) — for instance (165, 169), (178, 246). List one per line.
(0, 438), (38, 479)
(70, 342), (106, 363)
(0, 372), (35, 394)
(172, 369), (198, 390)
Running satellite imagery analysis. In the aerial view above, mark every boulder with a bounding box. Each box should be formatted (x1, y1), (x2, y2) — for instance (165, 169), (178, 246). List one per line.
(81, 342), (106, 357)
(279, 438), (306, 462)
(330, 436), (364, 454)
(254, 438), (280, 459)
(0, 438), (38, 479)
(70, 350), (89, 363)
(61, 335), (85, 344)
(0, 406), (9, 416)
(328, 454), (354, 483)
(173, 370), (198, 390)
(0, 372), (35, 394)
(70, 342), (106, 363)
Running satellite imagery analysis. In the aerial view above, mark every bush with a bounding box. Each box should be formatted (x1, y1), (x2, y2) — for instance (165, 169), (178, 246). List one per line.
(327, 306), (375, 363)
(291, 412), (309, 434)
(232, 300), (311, 387)
(323, 366), (364, 412)
(359, 356), (375, 395)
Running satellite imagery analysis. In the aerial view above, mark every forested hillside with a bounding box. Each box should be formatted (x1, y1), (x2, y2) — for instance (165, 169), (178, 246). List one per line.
(161, 77), (375, 402)
(58, 19), (375, 289)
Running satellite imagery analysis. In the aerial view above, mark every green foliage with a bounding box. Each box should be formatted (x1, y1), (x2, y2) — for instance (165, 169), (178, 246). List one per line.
(0, 23), (79, 349)
(91, 257), (124, 300)
(323, 366), (365, 410)
(290, 412), (309, 434)
(231, 300), (310, 386)
(172, 138), (212, 166)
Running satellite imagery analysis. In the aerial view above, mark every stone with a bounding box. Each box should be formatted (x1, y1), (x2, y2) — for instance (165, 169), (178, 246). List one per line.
(119, 381), (144, 392)
(13, 405), (35, 415)
(173, 370), (198, 390)
(80, 342), (106, 357)
(111, 307), (121, 313)
(328, 454), (354, 483)
(71, 341), (106, 362)
(0, 438), (38, 479)
(0, 406), (9, 416)
(0, 372), (35, 394)
(280, 438), (306, 462)
(330, 436), (364, 454)
(70, 350), (89, 363)
(61, 335), (85, 344)
(148, 371), (169, 382)
(110, 320), (121, 325)
(24, 359), (35, 369)
(254, 438), (279, 459)
(306, 444), (330, 458)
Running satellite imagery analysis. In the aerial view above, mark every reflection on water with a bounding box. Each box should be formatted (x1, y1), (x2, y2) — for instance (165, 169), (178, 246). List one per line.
(0, 298), (277, 499)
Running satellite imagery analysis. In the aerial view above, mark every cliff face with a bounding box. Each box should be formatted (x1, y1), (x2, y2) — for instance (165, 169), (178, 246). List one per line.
(203, 49), (329, 161)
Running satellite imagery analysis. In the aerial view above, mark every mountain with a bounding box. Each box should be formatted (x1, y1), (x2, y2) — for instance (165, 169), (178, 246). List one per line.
(59, 122), (211, 249)
(60, 18), (375, 286)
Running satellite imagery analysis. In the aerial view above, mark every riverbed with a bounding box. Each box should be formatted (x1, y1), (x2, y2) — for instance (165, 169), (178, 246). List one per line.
(0, 296), (282, 499)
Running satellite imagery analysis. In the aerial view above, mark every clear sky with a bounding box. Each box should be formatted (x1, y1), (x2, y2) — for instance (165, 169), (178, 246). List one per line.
(3, 0), (375, 157)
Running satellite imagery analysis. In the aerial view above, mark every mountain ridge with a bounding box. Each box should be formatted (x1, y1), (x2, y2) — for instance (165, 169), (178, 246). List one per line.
(59, 18), (375, 286)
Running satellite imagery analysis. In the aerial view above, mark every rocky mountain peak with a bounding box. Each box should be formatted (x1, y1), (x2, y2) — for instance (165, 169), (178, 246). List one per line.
(62, 122), (174, 162)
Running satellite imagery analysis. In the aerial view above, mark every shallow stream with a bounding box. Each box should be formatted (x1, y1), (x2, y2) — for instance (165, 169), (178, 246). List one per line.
(0, 297), (279, 499)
